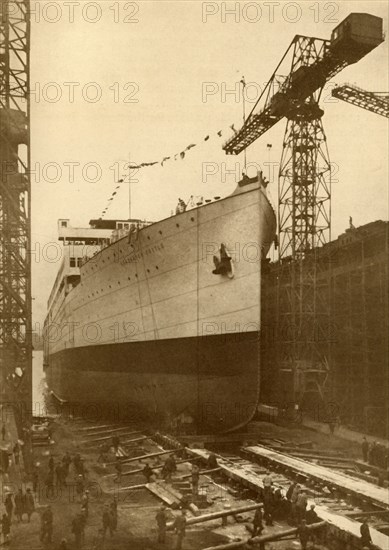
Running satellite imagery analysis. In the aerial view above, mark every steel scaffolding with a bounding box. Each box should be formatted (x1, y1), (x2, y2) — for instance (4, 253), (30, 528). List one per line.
(0, 0), (32, 429)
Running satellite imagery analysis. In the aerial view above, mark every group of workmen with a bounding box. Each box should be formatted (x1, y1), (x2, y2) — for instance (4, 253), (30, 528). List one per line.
(40, 451), (119, 549)
(252, 471), (321, 549)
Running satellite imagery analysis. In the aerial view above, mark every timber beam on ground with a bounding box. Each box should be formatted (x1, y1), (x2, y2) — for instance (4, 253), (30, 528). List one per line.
(106, 448), (181, 466)
(79, 430), (142, 445)
(165, 503), (264, 530)
(242, 445), (389, 509)
(111, 456), (203, 478)
(74, 423), (133, 433)
(178, 467), (221, 480)
(202, 521), (327, 550)
(186, 448), (389, 550)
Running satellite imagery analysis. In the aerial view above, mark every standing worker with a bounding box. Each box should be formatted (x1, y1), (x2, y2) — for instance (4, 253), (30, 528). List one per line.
(286, 481), (296, 502)
(45, 469), (55, 498)
(81, 490), (89, 519)
(207, 453), (218, 469)
(162, 455), (175, 482)
(76, 475), (85, 498)
(71, 514), (83, 549)
(112, 435), (120, 453)
(55, 462), (65, 489)
(62, 452), (72, 475)
(173, 510), (187, 550)
(290, 483), (301, 525)
(1, 424), (6, 441)
(142, 463), (154, 483)
(114, 458), (122, 483)
(14, 489), (25, 522)
(360, 520), (373, 548)
(295, 490), (308, 524)
(40, 505), (53, 543)
(109, 501), (117, 534)
(297, 519), (310, 550)
(263, 488), (274, 526)
(252, 506), (264, 537)
(102, 506), (113, 539)
(1, 513), (11, 545)
(32, 469), (39, 495)
(155, 504), (168, 544)
(5, 493), (14, 522)
(13, 443), (20, 466)
(262, 470), (272, 496)
(362, 437), (369, 463)
(25, 489), (35, 522)
(191, 464), (200, 496)
(306, 504), (319, 525)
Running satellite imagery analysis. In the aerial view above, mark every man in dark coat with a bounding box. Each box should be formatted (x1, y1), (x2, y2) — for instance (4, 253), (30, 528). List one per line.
(191, 464), (200, 496)
(297, 519), (310, 550)
(142, 463), (154, 483)
(62, 452), (71, 475)
(360, 520), (372, 548)
(14, 489), (25, 522)
(13, 443), (20, 466)
(102, 506), (113, 539)
(306, 504), (319, 525)
(155, 504), (167, 543)
(207, 453), (218, 469)
(286, 481), (296, 501)
(25, 489), (35, 522)
(40, 506), (53, 543)
(173, 510), (187, 550)
(263, 489), (274, 526)
(362, 437), (369, 462)
(71, 514), (83, 549)
(252, 507), (264, 537)
(5, 494), (14, 521)
(1, 513), (11, 544)
(1, 449), (10, 473)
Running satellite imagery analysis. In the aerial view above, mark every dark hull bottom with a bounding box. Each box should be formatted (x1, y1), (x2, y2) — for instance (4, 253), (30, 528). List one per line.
(45, 332), (261, 432)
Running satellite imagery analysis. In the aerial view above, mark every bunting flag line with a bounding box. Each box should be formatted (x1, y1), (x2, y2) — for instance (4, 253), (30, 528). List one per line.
(99, 124), (244, 218)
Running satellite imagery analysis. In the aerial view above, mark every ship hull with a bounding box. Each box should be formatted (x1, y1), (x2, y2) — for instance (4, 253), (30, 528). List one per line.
(44, 181), (276, 432)
(45, 331), (260, 431)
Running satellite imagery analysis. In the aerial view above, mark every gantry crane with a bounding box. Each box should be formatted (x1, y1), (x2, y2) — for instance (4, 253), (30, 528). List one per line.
(223, 14), (384, 407)
(0, 1), (32, 435)
(332, 83), (389, 118)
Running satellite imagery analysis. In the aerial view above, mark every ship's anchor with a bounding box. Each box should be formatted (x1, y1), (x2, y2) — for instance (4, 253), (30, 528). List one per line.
(212, 243), (234, 278)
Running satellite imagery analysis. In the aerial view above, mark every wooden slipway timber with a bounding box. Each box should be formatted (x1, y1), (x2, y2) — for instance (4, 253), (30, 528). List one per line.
(187, 448), (388, 550)
(243, 445), (389, 508)
(202, 521), (327, 550)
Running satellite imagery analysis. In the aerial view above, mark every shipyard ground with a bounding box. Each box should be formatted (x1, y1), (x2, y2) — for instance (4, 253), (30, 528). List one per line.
(1, 410), (388, 550)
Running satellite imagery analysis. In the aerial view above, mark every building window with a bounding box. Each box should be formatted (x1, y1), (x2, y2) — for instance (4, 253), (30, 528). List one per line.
(70, 257), (76, 267)
(61, 221), (68, 227)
